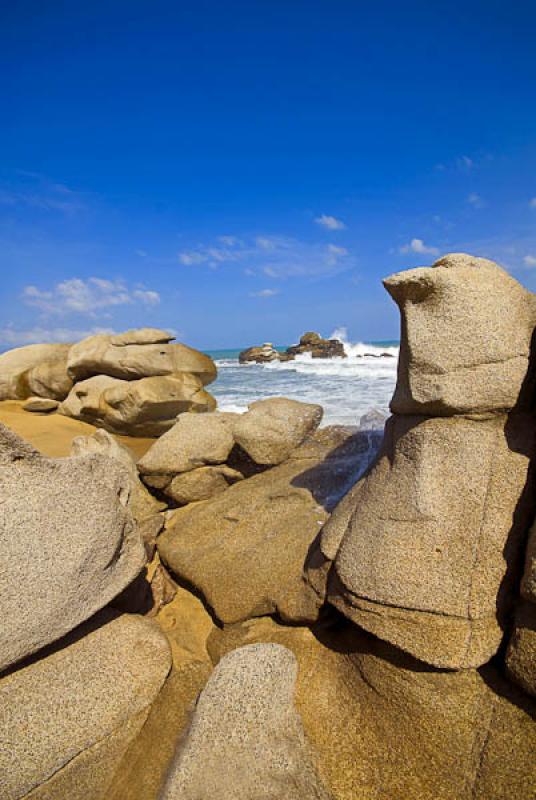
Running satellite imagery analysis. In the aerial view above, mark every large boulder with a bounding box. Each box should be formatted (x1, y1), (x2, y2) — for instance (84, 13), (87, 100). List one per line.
(138, 412), (235, 477)
(159, 644), (331, 800)
(233, 397), (323, 465)
(70, 429), (165, 521)
(385, 253), (536, 415)
(0, 423), (145, 672)
(60, 374), (216, 436)
(67, 332), (217, 386)
(0, 343), (72, 401)
(158, 426), (378, 624)
(308, 412), (535, 669)
(0, 613), (171, 800)
(208, 616), (536, 800)
(164, 465), (244, 504)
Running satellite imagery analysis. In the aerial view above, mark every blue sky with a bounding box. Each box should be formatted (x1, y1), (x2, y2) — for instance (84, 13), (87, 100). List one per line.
(1, 0), (536, 349)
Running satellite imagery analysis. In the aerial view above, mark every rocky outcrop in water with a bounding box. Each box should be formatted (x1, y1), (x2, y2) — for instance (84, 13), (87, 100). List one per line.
(239, 331), (347, 363)
(286, 331), (346, 359)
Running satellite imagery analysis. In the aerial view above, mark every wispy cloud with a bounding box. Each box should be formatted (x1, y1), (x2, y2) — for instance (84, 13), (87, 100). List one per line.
(0, 325), (116, 347)
(530, 198), (536, 209)
(523, 254), (536, 268)
(178, 234), (354, 279)
(467, 192), (484, 208)
(0, 173), (86, 215)
(250, 288), (280, 298)
(399, 238), (439, 256)
(22, 278), (160, 317)
(314, 214), (346, 230)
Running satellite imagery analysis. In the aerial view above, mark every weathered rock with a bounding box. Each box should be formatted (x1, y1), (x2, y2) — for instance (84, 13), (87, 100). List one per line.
(505, 599), (536, 698)
(100, 374), (216, 436)
(239, 342), (280, 363)
(138, 412), (235, 477)
(233, 397), (323, 465)
(110, 327), (175, 346)
(286, 331), (346, 359)
(60, 374), (126, 420)
(61, 373), (216, 436)
(385, 253), (536, 415)
(159, 643), (331, 800)
(0, 423), (145, 672)
(158, 426), (377, 624)
(22, 397), (59, 413)
(207, 616), (536, 800)
(70, 428), (165, 521)
(67, 333), (217, 386)
(0, 343), (72, 401)
(165, 464), (244, 504)
(0, 613), (171, 800)
(521, 518), (536, 602)
(308, 412), (535, 669)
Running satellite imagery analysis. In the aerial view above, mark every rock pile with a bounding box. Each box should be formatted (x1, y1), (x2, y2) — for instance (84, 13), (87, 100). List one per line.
(286, 330), (346, 359)
(239, 331), (346, 363)
(0, 328), (217, 436)
(3, 251), (536, 800)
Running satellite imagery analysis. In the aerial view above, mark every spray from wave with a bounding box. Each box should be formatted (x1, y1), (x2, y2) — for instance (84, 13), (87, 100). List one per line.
(211, 329), (399, 426)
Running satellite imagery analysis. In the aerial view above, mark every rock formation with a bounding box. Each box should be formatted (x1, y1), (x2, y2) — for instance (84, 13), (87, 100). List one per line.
(286, 330), (346, 359)
(158, 424), (376, 624)
(239, 342), (280, 363)
(159, 644), (331, 800)
(306, 252), (536, 669)
(0, 423), (146, 672)
(0, 343), (73, 401)
(239, 331), (346, 363)
(0, 329), (218, 436)
(2, 251), (536, 800)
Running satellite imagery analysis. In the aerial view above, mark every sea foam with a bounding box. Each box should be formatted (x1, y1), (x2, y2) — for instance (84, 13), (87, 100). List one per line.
(210, 329), (399, 427)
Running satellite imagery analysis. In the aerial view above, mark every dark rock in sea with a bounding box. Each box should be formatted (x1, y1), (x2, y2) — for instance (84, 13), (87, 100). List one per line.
(286, 331), (346, 359)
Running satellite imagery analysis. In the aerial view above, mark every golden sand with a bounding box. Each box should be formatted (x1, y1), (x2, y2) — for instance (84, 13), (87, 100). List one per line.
(0, 400), (154, 459)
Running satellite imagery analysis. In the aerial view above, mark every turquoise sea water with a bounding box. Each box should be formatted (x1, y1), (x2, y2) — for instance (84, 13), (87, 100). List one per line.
(206, 335), (399, 427)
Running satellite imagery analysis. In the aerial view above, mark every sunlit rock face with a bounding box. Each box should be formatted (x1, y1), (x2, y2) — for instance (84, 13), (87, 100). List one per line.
(385, 253), (536, 416)
(306, 252), (536, 670)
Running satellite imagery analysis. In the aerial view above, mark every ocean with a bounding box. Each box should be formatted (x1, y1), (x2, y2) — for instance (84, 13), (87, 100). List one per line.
(206, 329), (399, 427)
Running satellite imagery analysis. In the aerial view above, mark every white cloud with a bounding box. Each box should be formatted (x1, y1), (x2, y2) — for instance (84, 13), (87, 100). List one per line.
(327, 244), (348, 256)
(178, 234), (355, 279)
(255, 236), (277, 250)
(250, 289), (280, 298)
(0, 175), (85, 214)
(217, 235), (242, 247)
(400, 238), (439, 256)
(467, 192), (484, 208)
(523, 255), (536, 268)
(133, 289), (160, 305)
(314, 214), (346, 230)
(179, 251), (207, 266)
(530, 198), (536, 209)
(22, 277), (160, 316)
(457, 155), (474, 170)
(0, 325), (116, 348)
